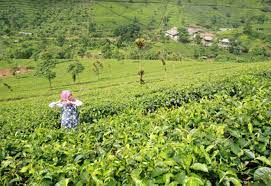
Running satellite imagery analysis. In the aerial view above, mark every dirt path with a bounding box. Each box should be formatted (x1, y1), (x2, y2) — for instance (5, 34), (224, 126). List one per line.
(0, 67), (32, 77)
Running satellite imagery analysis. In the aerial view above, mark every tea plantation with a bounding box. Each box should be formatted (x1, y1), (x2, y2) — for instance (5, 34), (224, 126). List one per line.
(1, 60), (271, 185)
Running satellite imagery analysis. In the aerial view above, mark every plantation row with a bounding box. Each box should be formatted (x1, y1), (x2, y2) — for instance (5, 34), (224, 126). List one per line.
(80, 70), (271, 123)
(1, 70), (271, 185)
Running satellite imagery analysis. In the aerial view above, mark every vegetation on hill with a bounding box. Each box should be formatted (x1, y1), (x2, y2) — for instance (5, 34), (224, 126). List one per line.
(0, 0), (270, 64)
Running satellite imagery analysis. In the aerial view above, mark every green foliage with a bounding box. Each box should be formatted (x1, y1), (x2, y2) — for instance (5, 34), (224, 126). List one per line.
(254, 167), (271, 185)
(56, 33), (65, 47)
(113, 20), (141, 43)
(1, 58), (271, 185)
(251, 47), (268, 57)
(0, 7), (26, 34)
(92, 60), (103, 79)
(243, 23), (253, 35)
(101, 42), (114, 58)
(35, 56), (56, 88)
(252, 15), (268, 24)
(7, 41), (38, 59)
(1, 69), (271, 185)
(0, 0), (270, 61)
(178, 27), (190, 43)
(194, 34), (201, 44)
(229, 39), (242, 55)
(88, 22), (96, 33)
(261, 6), (271, 12)
(194, 46), (206, 59)
(137, 69), (145, 84)
(265, 35), (271, 48)
(67, 61), (85, 83)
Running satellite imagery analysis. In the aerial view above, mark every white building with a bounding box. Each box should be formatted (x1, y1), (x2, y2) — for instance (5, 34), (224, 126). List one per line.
(165, 27), (179, 41)
(219, 38), (230, 48)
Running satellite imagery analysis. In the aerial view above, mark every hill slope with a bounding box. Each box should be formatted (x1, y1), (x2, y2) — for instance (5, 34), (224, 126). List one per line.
(0, 0), (270, 62)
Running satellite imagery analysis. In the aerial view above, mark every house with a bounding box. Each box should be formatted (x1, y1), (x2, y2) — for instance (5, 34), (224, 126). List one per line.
(219, 38), (230, 48)
(165, 27), (179, 41)
(200, 32), (215, 46)
(187, 27), (203, 37)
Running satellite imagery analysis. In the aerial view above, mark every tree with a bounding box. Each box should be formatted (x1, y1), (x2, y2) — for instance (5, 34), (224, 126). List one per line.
(161, 57), (166, 72)
(255, 15), (267, 24)
(92, 60), (103, 80)
(243, 23), (253, 35)
(211, 16), (218, 25)
(3, 83), (13, 91)
(137, 70), (145, 84)
(10, 62), (18, 76)
(78, 48), (86, 58)
(261, 7), (271, 12)
(251, 47), (267, 56)
(101, 43), (113, 58)
(158, 50), (167, 72)
(35, 56), (56, 88)
(194, 34), (202, 44)
(135, 38), (146, 84)
(178, 27), (190, 43)
(226, 12), (231, 18)
(56, 34), (65, 47)
(114, 20), (141, 43)
(135, 38), (146, 50)
(162, 16), (170, 27)
(88, 22), (96, 33)
(194, 46), (206, 59)
(210, 42), (220, 57)
(177, 0), (182, 6)
(229, 39), (242, 55)
(67, 61), (85, 83)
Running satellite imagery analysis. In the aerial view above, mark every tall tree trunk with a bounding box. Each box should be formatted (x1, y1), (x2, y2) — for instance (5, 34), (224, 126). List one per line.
(73, 74), (76, 83)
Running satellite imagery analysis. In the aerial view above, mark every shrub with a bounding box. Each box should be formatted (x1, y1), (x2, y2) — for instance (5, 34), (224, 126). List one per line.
(178, 27), (190, 43)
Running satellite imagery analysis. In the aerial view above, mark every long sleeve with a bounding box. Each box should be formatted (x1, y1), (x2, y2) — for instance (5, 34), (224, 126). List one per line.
(49, 101), (63, 108)
(72, 99), (83, 107)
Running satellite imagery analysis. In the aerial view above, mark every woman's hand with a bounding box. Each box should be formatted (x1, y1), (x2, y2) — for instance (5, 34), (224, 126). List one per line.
(65, 100), (75, 105)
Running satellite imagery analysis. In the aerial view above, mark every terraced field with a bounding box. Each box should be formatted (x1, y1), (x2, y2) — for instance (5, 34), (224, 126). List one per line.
(1, 0), (270, 33)
(1, 60), (271, 185)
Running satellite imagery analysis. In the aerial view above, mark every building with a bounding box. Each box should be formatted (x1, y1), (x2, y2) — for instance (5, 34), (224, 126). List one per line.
(200, 32), (215, 46)
(165, 27), (179, 41)
(219, 38), (230, 48)
(187, 27), (203, 37)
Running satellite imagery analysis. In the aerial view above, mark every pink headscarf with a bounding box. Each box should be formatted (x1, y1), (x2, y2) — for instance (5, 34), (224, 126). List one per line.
(60, 90), (75, 101)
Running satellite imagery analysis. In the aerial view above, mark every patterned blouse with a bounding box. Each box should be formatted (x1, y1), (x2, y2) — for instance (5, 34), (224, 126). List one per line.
(49, 100), (83, 128)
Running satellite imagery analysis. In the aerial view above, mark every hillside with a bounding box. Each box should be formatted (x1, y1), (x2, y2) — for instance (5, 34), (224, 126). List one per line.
(1, 0), (270, 32)
(0, 0), (271, 62)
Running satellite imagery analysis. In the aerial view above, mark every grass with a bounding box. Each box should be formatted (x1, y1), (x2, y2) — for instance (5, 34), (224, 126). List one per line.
(1, 0), (270, 33)
(1, 59), (271, 185)
(1, 59), (271, 106)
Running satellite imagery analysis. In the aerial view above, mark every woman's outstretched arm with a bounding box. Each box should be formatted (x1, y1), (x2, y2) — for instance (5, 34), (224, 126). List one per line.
(72, 99), (83, 106)
(49, 101), (63, 108)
